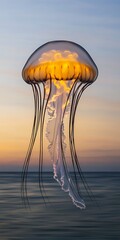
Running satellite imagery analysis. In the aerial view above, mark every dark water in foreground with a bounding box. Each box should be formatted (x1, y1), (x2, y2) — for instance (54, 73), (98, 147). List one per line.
(0, 172), (120, 240)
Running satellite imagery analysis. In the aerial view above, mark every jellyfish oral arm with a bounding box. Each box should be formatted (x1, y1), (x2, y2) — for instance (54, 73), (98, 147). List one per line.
(46, 85), (67, 185)
(46, 80), (85, 209)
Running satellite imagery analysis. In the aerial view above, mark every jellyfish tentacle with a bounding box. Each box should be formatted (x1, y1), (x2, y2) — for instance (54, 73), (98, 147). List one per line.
(69, 81), (86, 190)
(38, 80), (52, 202)
(21, 83), (41, 206)
(69, 81), (83, 195)
(60, 115), (85, 207)
(22, 85), (39, 203)
(69, 83), (88, 185)
(37, 82), (46, 199)
(60, 79), (78, 176)
(35, 83), (47, 202)
(57, 80), (92, 208)
(58, 80), (86, 208)
(69, 82), (96, 203)
(74, 83), (99, 207)
(60, 82), (91, 207)
(60, 80), (80, 190)
(21, 84), (35, 206)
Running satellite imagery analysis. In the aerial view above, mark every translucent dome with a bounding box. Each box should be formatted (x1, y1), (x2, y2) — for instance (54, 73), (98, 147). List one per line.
(22, 40), (98, 83)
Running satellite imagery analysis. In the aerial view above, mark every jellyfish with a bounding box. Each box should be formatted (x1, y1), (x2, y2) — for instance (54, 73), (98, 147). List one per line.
(21, 41), (98, 209)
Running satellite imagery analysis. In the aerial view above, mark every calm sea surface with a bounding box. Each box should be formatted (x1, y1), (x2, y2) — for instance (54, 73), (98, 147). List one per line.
(0, 172), (120, 240)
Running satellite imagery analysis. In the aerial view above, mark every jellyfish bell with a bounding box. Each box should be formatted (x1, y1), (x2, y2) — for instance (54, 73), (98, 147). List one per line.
(22, 41), (98, 83)
(22, 40), (98, 209)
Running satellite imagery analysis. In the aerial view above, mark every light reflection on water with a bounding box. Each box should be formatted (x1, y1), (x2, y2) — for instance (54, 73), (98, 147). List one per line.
(0, 172), (120, 240)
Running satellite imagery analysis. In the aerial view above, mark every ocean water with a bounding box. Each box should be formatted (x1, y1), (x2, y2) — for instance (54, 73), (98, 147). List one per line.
(0, 172), (120, 240)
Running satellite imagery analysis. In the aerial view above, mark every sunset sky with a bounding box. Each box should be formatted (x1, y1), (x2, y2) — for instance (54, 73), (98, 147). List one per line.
(0, 0), (120, 171)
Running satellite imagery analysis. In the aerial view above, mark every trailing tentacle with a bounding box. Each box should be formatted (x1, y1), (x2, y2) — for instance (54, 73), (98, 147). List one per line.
(69, 82), (98, 204)
(21, 83), (41, 206)
(38, 80), (52, 202)
(58, 80), (86, 208)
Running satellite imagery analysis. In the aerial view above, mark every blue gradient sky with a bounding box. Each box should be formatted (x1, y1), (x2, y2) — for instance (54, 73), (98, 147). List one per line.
(0, 0), (120, 171)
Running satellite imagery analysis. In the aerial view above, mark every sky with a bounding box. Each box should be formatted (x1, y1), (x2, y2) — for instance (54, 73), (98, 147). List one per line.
(0, 0), (120, 171)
